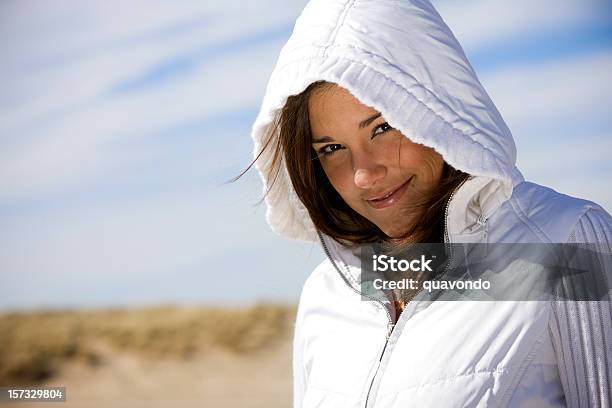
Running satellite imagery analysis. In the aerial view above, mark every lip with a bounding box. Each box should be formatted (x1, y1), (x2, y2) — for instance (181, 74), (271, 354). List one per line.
(366, 176), (414, 209)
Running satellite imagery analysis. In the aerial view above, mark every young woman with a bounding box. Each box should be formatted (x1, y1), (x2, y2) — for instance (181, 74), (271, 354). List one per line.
(246, 0), (612, 406)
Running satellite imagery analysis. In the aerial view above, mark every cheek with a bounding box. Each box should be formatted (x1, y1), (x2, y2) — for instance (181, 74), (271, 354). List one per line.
(398, 143), (443, 176)
(320, 160), (358, 201)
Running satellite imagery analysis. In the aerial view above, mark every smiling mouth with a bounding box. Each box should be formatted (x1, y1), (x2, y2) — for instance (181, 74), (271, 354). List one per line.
(366, 176), (414, 210)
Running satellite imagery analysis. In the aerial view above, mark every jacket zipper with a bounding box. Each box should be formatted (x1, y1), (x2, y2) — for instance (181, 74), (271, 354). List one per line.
(316, 175), (472, 408)
(442, 175), (473, 274)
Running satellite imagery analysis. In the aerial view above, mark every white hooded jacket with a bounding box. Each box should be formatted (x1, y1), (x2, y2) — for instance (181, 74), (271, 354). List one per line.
(250, 1), (612, 407)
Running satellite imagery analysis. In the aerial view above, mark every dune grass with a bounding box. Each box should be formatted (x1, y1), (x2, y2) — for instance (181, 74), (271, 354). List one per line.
(0, 303), (297, 386)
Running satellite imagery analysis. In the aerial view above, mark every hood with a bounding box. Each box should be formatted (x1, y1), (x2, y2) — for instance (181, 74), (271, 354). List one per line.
(251, 0), (524, 242)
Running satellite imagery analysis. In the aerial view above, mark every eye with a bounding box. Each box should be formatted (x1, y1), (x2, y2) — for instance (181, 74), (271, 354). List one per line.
(372, 122), (393, 138)
(318, 144), (344, 157)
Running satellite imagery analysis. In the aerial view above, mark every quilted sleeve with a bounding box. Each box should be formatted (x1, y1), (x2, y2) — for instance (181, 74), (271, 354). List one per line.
(549, 207), (612, 408)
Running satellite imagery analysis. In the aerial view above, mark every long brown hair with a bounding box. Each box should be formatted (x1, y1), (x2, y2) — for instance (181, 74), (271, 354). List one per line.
(237, 81), (470, 246)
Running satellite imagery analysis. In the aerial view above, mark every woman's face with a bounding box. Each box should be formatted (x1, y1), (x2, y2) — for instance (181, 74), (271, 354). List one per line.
(309, 84), (444, 238)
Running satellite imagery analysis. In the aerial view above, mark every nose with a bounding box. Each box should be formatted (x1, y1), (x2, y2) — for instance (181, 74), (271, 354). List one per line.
(353, 157), (385, 189)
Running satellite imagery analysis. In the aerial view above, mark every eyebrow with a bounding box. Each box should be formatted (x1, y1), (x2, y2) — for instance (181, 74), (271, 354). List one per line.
(311, 112), (382, 143)
(359, 112), (381, 129)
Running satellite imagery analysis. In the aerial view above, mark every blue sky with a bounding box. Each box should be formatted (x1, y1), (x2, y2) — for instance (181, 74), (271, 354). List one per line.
(0, 0), (610, 310)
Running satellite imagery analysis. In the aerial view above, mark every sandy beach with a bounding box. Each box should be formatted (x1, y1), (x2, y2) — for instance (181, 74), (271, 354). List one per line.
(0, 304), (295, 407)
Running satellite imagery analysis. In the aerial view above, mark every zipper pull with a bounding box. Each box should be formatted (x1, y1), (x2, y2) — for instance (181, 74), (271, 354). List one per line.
(387, 322), (395, 339)
(476, 215), (487, 227)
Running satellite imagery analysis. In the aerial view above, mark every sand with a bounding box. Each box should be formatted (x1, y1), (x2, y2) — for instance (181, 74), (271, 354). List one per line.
(1, 338), (292, 408)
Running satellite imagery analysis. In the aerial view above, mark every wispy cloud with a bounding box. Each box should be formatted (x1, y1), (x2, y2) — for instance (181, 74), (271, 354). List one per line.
(0, 41), (283, 202)
(481, 51), (612, 124)
(435, 0), (612, 50)
(0, 181), (322, 309)
(108, 24), (293, 95)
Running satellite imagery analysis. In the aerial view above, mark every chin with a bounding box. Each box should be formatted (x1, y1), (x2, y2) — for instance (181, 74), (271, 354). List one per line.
(380, 225), (409, 239)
